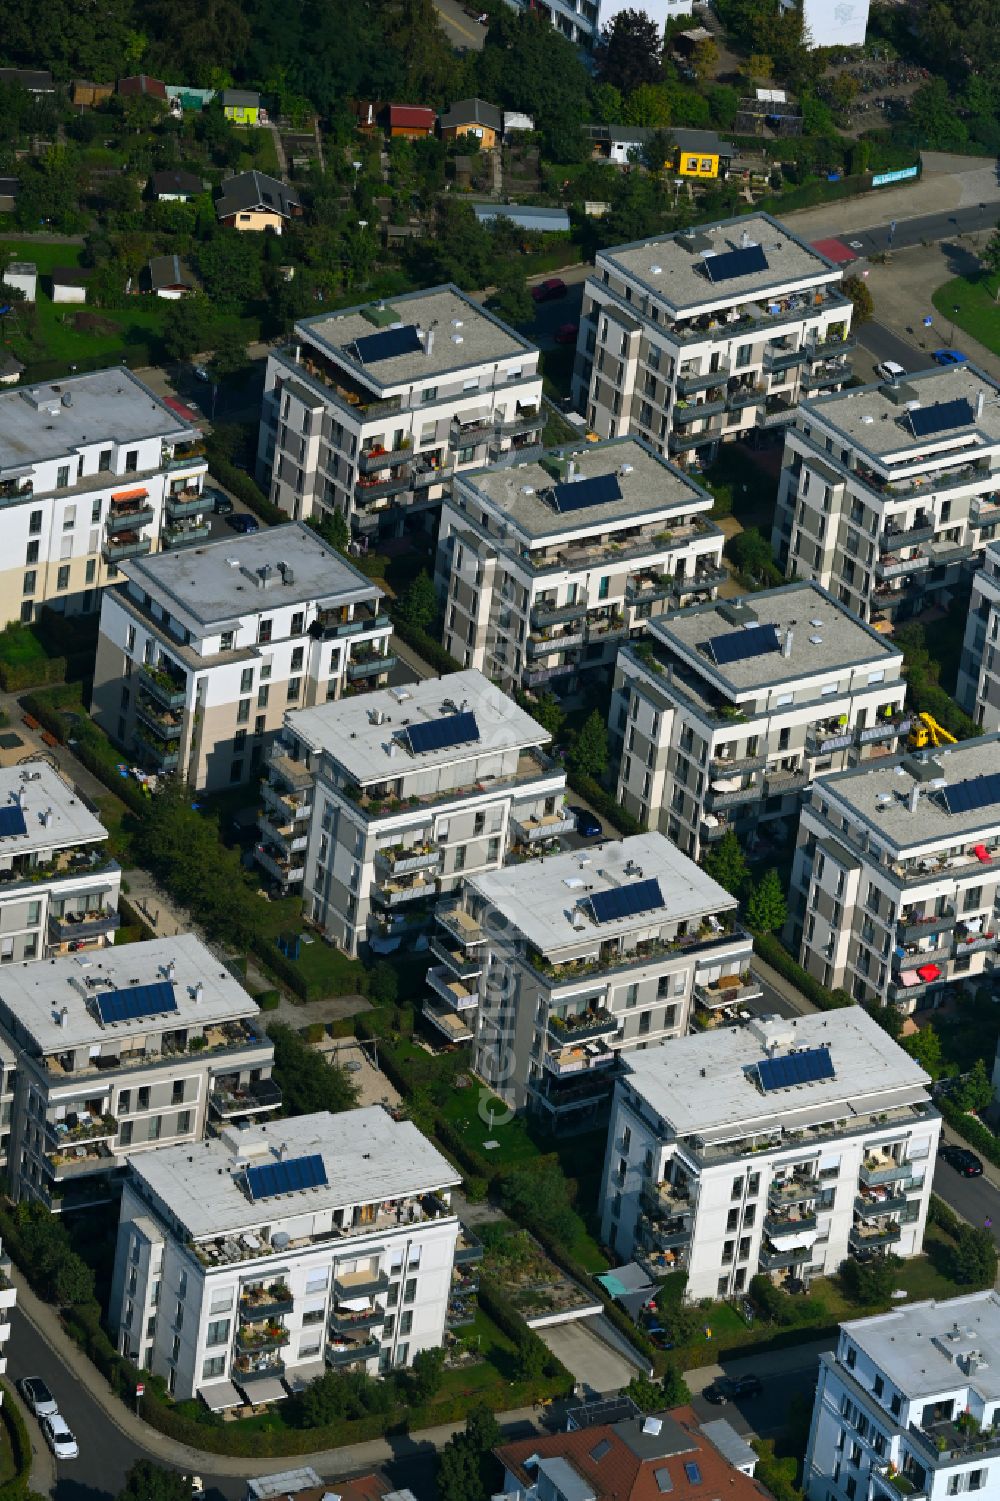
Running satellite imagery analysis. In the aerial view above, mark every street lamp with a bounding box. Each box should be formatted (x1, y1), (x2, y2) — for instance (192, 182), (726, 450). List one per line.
(948, 306), (961, 347)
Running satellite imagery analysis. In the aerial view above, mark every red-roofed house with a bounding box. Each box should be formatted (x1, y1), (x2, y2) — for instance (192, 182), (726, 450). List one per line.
(387, 105), (436, 139)
(117, 75), (167, 101)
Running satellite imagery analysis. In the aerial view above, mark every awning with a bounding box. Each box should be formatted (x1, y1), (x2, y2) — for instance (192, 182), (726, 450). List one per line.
(900, 969), (921, 987)
(283, 1359), (326, 1393)
(597, 1263), (655, 1298)
(235, 1376), (287, 1404)
(768, 1229), (818, 1251)
(111, 487), (149, 502)
(974, 845), (991, 863)
(339, 1296), (371, 1313)
(917, 963), (941, 983)
(455, 404), (492, 427)
(200, 1380), (243, 1411)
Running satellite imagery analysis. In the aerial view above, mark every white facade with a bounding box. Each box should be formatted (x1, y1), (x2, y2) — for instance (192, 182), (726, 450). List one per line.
(435, 436), (726, 695)
(957, 541), (1000, 731)
(92, 522), (392, 792)
(774, 366), (1000, 628)
(601, 1009), (940, 1300)
(256, 285), (543, 542)
(463, 833), (754, 1133)
(805, 1294), (1000, 1501)
(790, 734), (1000, 1012)
(572, 214), (853, 466)
(110, 1109), (464, 1401)
(609, 581), (909, 860)
(0, 368), (207, 626)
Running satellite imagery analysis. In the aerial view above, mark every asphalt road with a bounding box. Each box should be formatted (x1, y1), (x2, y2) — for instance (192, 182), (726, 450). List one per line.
(837, 202), (998, 260)
(430, 0), (488, 50)
(932, 1153), (1000, 1249)
(688, 1345), (829, 1442)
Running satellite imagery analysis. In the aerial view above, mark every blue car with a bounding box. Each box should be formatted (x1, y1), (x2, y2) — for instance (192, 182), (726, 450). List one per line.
(932, 349), (968, 366)
(570, 806), (602, 839)
(227, 512), (260, 533)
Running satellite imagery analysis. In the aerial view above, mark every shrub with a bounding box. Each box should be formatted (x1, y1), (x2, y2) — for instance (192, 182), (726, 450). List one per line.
(753, 933), (853, 1011)
(204, 448), (285, 526)
(391, 618), (461, 675)
(302, 1022), (326, 1044)
(254, 989), (281, 1011)
(568, 772), (642, 836)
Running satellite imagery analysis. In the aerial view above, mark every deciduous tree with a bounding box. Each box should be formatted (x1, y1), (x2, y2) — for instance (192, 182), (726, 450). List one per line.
(702, 828), (748, 897)
(597, 9), (664, 95)
(951, 1225), (998, 1287)
(267, 1023), (362, 1117)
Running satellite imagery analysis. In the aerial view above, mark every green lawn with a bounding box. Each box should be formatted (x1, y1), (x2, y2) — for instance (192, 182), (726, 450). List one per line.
(0, 624), (47, 668)
(255, 894), (367, 997)
(234, 127), (280, 178)
(438, 1087), (543, 1168)
(932, 273), (1000, 357)
(0, 240), (83, 276)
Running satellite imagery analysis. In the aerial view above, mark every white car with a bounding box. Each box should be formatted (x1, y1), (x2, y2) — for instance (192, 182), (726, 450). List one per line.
(18, 1377), (57, 1418)
(40, 1412), (79, 1460)
(876, 360), (906, 382)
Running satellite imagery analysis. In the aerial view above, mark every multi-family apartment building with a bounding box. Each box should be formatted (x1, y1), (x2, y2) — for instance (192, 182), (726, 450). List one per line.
(957, 540), (1000, 731)
(600, 1008), (939, 1300)
(773, 365), (1000, 626)
(0, 761), (121, 961)
(256, 286), (543, 541)
(804, 1293), (1000, 1501)
(434, 436), (726, 694)
(110, 1108), (468, 1401)
(0, 933), (277, 1213)
(609, 581), (909, 859)
(258, 669), (567, 955)
(789, 734), (1000, 1012)
(571, 214), (853, 464)
(92, 522), (393, 792)
(455, 832), (754, 1132)
(0, 368), (208, 626)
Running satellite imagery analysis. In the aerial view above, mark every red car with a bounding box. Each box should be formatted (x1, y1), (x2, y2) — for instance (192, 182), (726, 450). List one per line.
(554, 321), (579, 345)
(532, 277), (568, 304)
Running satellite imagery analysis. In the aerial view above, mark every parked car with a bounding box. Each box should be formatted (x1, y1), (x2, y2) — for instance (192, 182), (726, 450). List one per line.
(941, 1144), (984, 1177)
(554, 321), (580, 345)
(18, 1377), (57, 1418)
(876, 360), (906, 382)
(532, 277), (567, 304)
(932, 349), (968, 366)
(41, 1413), (79, 1460)
(227, 512), (259, 534)
(704, 1374), (763, 1404)
(192, 363), (210, 382)
(210, 491), (234, 516)
(570, 806), (602, 839)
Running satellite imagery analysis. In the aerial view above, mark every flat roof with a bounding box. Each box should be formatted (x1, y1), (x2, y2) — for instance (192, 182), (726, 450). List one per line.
(620, 1008), (929, 1138)
(0, 763), (108, 854)
(819, 734), (1000, 849)
(650, 581), (901, 693)
(804, 364), (1000, 457)
(842, 1293), (1000, 1401)
(286, 668), (548, 782)
(460, 437), (712, 540)
(130, 1107), (461, 1239)
(600, 213), (839, 313)
(467, 833), (737, 957)
(121, 522), (381, 629)
(296, 285), (533, 388)
(0, 933), (259, 1055)
(0, 369), (195, 474)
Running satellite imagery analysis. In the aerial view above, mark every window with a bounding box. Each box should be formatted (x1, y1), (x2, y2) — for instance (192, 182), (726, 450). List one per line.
(305, 1268), (328, 1293)
(125, 450), (139, 473)
(403, 1278), (417, 1304)
(257, 685), (270, 708)
(638, 1011), (651, 1035)
(202, 1356), (225, 1380)
(206, 1319), (231, 1347)
(258, 619), (272, 645)
(291, 612), (305, 636)
(291, 645), (304, 673)
(237, 699), (251, 725)
(171, 1080), (185, 1105)
(29, 510), (42, 535)
(56, 565), (70, 592)
(25, 541), (38, 564)
(120, 1121), (133, 1146)
(399, 1311), (413, 1336)
(22, 572), (35, 596)
(57, 466), (70, 489)
(598, 576), (610, 601)
(873, 1375), (884, 1398)
(119, 1089), (131, 1114)
(209, 1289), (233, 1315)
(287, 678), (301, 702)
(149, 1115), (162, 1140)
(255, 714), (266, 737)
(85, 559), (95, 584)
(221, 631), (235, 651)
(240, 668), (254, 694)
(98, 448), (112, 472)
(845, 1344), (856, 1369)
(137, 1087), (150, 1111)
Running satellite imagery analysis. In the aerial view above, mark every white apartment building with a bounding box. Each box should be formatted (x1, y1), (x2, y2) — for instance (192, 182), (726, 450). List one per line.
(790, 735), (1000, 1012)
(434, 436), (726, 695)
(609, 582), (909, 860)
(92, 523), (393, 792)
(259, 669), (567, 955)
(601, 1008), (939, 1300)
(774, 366), (1000, 627)
(0, 933), (277, 1213)
(0, 368), (208, 626)
(459, 832), (755, 1133)
(805, 1293), (1000, 1501)
(572, 214), (853, 465)
(110, 1109), (465, 1402)
(0, 761), (121, 961)
(957, 540), (1000, 731)
(256, 286), (543, 542)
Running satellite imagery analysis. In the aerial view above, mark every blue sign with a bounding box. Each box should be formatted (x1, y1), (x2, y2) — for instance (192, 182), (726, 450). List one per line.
(872, 166), (919, 187)
(923, 316), (933, 327)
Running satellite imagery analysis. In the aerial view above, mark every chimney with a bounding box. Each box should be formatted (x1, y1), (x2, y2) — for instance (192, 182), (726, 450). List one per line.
(567, 459), (577, 481)
(425, 328), (435, 357)
(41, 807), (52, 828)
(167, 959), (176, 983)
(194, 981), (204, 1004)
(782, 628), (794, 658)
(58, 1005), (68, 1027)
(908, 783), (920, 814)
(278, 1142), (289, 1161)
(977, 391), (985, 422)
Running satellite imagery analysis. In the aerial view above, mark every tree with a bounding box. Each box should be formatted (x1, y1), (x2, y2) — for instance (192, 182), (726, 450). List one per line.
(643, 129), (675, 173)
(498, 1157), (580, 1245)
(843, 274), (874, 326)
(438, 1402), (502, 1501)
(725, 527), (783, 590)
(660, 1360), (691, 1405)
(395, 570), (438, 633)
(267, 1023), (362, 1116)
(314, 508), (350, 554)
(625, 1373), (665, 1413)
(368, 960), (399, 1006)
(162, 294), (217, 361)
(521, 690), (566, 741)
(117, 1463), (193, 1501)
(865, 1001), (903, 1041)
(195, 232), (264, 307)
(493, 265), (533, 328)
(981, 229), (1000, 296)
(702, 828), (748, 897)
(408, 1345), (445, 1403)
(909, 78), (967, 151)
(749, 1272), (789, 1322)
(622, 83), (672, 128)
(514, 1331), (547, 1380)
(745, 53), (774, 84)
(952, 1057), (993, 1113)
(569, 710), (609, 779)
(831, 74), (859, 114)
(840, 1252), (900, 1307)
(597, 9), (664, 95)
(691, 37), (719, 83)
(951, 1225), (998, 1287)
(210, 327), (248, 381)
(746, 869), (788, 934)
(903, 1023), (942, 1079)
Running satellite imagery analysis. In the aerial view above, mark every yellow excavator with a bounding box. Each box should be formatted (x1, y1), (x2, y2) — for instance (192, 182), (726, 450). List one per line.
(908, 712), (958, 750)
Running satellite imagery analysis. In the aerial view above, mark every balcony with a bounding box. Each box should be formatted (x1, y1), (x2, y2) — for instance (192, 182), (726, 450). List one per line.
(527, 628), (584, 658)
(860, 1156), (912, 1188)
(235, 1322), (291, 1355)
(46, 1111), (117, 1147)
(875, 551), (931, 580)
(346, 649), (396, 681)
(372, 871), (437, 907)
(332, 1269), (389, 1300)
(881, 521), (936, 553)
(330, 1305), (384, 1334)
(138, 665), (186, 710)
(763, 1211), (818, 1236)
(855, 1192), (909, 1219)
(908, 1419), (1000, 1465)
(635, 1243), (688, 1280)
(585, 615), (629, 645)
(238, 1283), (293, 1322)
(705, 780), (761, 811)
(531, 599), (589, 628)
(512, 808), (576, 843)
(436, 903), (485, 950)
(806, 721), (855, 757)
(164, 491), (207, 520)
(676, 364), (730, 395)
(765, 767), (811, 796)
(427, 965), (479, 1013)
(135, 696), (184, 740)
(496, 407), (542, 438)
(694, 977), (762, 1010)
(926, 537), (975, 566)
(725, 383), (765, 411)
(768, 1177), (819, 1209)
(374, 844), (441, 876)
(103, 533), (151, 563)
(548, 1007), (617, 1044)
(106, 503), (155, 535)
(132, 729), (180, 773)
(756, 397), (796, 428)
(544, 1040), (616, 1077)
(849, 1222), (902, 1252)
(674, 567), (728, 595)
(953, 924), (998, 956)
(675, 397), (726, 425)
(626, 572), (673, 607)
(47, 908), (120, 944)
(455, 1227), (484, 1266)
(261, 776), (311, 821)
(310, 606), (391, 642)
(763, 345), (807, 373)
(355, 472), (413, 503)
(808, 331), (855, 360)
(359, 444), (413, 472)
(898, 907), (955, 944)
(857, 714), (911, 745)
(163, 522), (211, 549)
(970, 496), (1000, 528)
(326, 1340), (379, 1367)
(450, 416), (495, 445)
(759, 1242), (811, 1272)
(668, 428), (720, 453)
(711, 750), (767, 774)
(164, 442), (206, 470)
(430, 941), (481, 990)
(255, 846), (305, 886)
(639, 1212), (692, 1251)
(45, 1140), (114, 1179)
(422, 995), (475, 1043)
(233, 1355), (285, 1383)
(257, 812), (308, 856)
(210, 1077), (282, 1120)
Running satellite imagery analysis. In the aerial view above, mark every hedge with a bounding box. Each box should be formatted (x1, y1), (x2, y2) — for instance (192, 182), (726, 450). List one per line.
(117, 895), (155, 942)
(254, 988), (281, 1011)
(568, 772), (642, 838)
(252, 936), (316, 1001)
(0, 654), (66, 693)
(753, 932), (853, 1012)
(204, 449), (286, 528)
(0, 1382), (32, 1501)
(21, 689), (150, 815)
(478, 1277), (574, 1388)
(939, 1098), (1000, 1168)
(391, 617), (461, 677)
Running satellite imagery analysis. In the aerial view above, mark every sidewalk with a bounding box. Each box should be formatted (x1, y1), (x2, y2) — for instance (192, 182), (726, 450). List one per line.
(750, 954), (815, 1017)
(686, 1335), (835, 1395)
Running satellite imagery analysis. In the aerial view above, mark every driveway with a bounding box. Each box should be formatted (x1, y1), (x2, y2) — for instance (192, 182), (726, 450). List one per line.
(539, 1319), (640, 1396)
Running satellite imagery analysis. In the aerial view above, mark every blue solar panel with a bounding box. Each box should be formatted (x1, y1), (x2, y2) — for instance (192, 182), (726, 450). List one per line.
(351, 325), (423, 364)
(246, 1153), (328, 1202)
(95, 981), (178, 1025)
(0, 805), (27, 838)
(941, 773), (1000, 815)
(588, 877), (664, 925)
(404, 710), (480, 756)
(758, 1046), (835, 1092)
(702, 244), (768, 284)
(551, 473), (623, 514)
(705, 623), (782, 666)
(907, 399), (975, 439)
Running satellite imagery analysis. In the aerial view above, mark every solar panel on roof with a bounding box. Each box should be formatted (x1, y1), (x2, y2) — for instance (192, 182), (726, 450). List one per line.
(95, 981), (178, 1026)
(757, 1045), (835, 1092)
(705, 623), (782, 666)
(0, 805), (27, 838)
(246, 1152), (328, 1202)
(588, 877), (664, 925)
(551, 473), (623, 514)
(702, 244), (768, 283)
(907, 398), (975, 439)
(351, 325), (423, 365)
(404, 710), (480, 756)
(941, 773), (1000, 815)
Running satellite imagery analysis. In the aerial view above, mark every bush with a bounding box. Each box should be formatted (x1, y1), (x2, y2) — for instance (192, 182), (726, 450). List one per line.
(302, 1022), (326, 1044)
(0, 1382), (32, 1501)
(568, 772), (642, 836)
(254, 988), (281, 1011)
(391, 617), (462, 676)
(204, 448), (285, 527)
(938, 1097), (1000, 1168)
(753, 933), (853, 1012)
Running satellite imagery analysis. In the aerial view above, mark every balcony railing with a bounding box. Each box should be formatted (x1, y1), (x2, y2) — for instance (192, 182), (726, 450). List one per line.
(547, 1008), (617, 1043)
(676, 362), (730, 395)
(235, 1323), (291, 1355)
(238, 1285), (293, 1322)
(46, 1111), (117, 1146)
(332, 1270), (389, 1300)
(675, 398), (726, 425)
(527, 628), (584, 658)
(106, 504), (155, 535)
(255, 846), (305, 885)
(310, 608), (391, 642)
(429, 934), (482, 979)
(234, 1356), (286, 1382)
(512, 809), (576, 843)
(860, 1157), (912, 1188)
(329, 1306), (384, 1333)
(768, 1178), (819, 1208)
(427, 965), (479, 1013)
(164, 491), (207, 520)
(436, 903), (485, 949)
(163, 522), (211, 549)
(372, 871), (437, 907)
(898, 907), (955, 944)
(725, 383), (765, 411)
(257, 812), (308, 856)
(455, 1227), (484, 1266)
(763, 1211), (817, 1236)
(138, 665), (186, 709)
(135, 697), (183, 740)
(531, 599), (589, 628)
(674, 567), (728, 595)
(759, 1243), (811, 1271)
(47, 908), (120, 943)
(705, 781), (761, 811)
(849, 1222), (902, 1252)
(694, 979), (762, 1010)
(210, 1077), (282, 1119)
(756, 399), (796, 428)
(346, 650), (396, 681)
(855, 1193), (909, 1219)
(763, 345), (808, 373)
(104, 534), (151, 563)
(359, 444), (413, 472)
(374, 844), (441, 876)
(132, 729), (179, 772)
(881, 522), (936, 554)
(639, 1212), (692, 1251)
(626, 574), (673, 607)
(326, 1340), (379, 1367)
